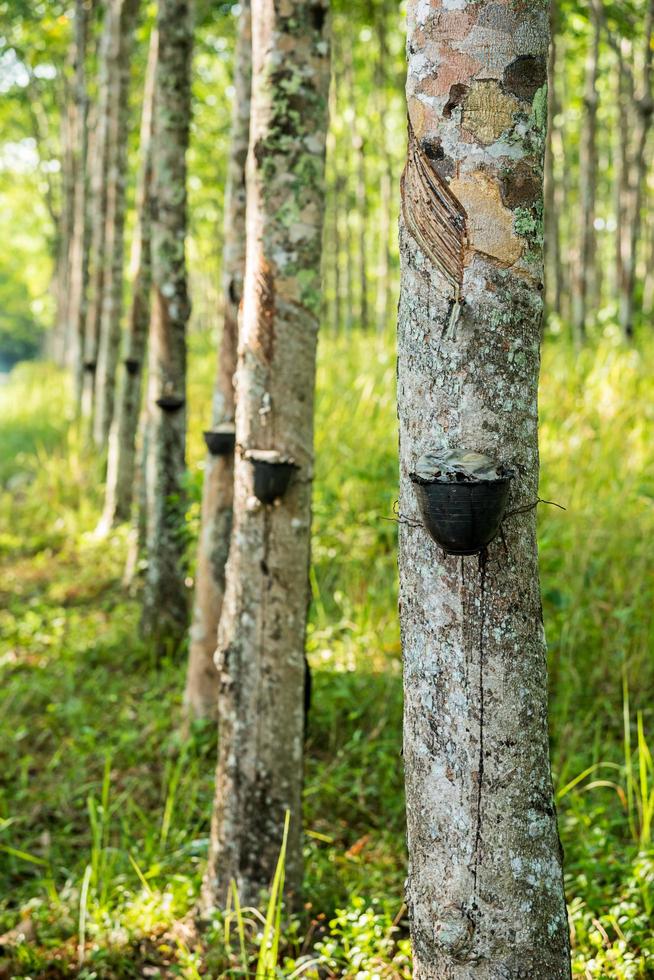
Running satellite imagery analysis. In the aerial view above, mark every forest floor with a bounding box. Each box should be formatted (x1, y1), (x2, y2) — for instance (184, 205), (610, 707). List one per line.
(0, 330), (653, 978)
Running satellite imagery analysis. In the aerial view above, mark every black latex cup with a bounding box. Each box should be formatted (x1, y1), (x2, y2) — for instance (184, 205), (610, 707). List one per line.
(251, 459), (297, 504)
(410, 474), (512, 555)
(155, 395), (185, 412)
(203, 426), (236, 456)
(124, 358), (140, 376)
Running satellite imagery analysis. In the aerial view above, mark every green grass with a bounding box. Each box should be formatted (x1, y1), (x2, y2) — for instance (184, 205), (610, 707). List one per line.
(0, 327), (653, 977)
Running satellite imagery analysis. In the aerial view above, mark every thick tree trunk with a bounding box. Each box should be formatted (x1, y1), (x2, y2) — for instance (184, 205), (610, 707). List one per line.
(69, 0), (92, 409)
(397, 3), (570, 978)
(184, 2), (251, 721)
(82, 2), (114, 425)
(202, 0), (330, 909)
(101, 27), (158, 530)
(140, 0), (193, 650)
(94, 0), (140, 446)
(572, 5), (600, 343)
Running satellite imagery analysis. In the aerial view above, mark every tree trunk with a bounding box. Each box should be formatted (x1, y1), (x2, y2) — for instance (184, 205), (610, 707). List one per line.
(544, 0), (562, 319)
(82, 1), (115, 426)
(101, 26), (158, 530)
(94, 0), (140, 446)
(615, 45), (633, 337)
(140, 0), (193, 650)
(398, 3), (570, 978)
(69, 0), (92, 410)
(373, 0), (394, 334)
(184, 2), (251, 721)
(202, 0), (330, 910)
(54, 78), (76, 368)
(572, 4), (600, 343)
(620, 0), (654, 340)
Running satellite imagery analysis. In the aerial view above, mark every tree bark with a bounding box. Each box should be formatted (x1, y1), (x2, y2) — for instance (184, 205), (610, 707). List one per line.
(101, 26), (158, 530)
(81, 0), (115, 426)
(140, 0), (193, 649)
(398, 3), (570, 978)
(572, 3), (600, 343)
(184, 2), (251, 721)
(94, 0), (140, 446)
(202, 0), (330, 909)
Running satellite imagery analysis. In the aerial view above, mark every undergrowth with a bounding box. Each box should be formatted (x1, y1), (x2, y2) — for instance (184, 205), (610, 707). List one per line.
(0, 327), (653, 977)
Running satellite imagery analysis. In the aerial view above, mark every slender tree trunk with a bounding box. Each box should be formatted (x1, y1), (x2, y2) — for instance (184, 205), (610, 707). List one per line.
(202, 0), (330, 909)
(544, 0), (562, 319)
(373, 0), (393, 334)
(184, 2), (251, 721)
(572, 5), (600, 343)
(616, 46), (633, 336)
(54, 81), (76, 367)
(140, 0), (193, 650)
(620, 0), (654, 340)
(69, 0), (92, 409)
(398, 3), (570, 977)
(94, 0), (140, 446)
(101, 27), (158, 530)
(82, 2), (114, 424)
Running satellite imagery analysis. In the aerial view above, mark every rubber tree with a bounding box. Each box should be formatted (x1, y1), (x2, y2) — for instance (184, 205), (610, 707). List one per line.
(202, 0), (330, 909)
(68, 0), (91, 409)
(81, 0), (114, 424)
(397, 1), (570, 977)
(101, 26), (158, 530)
(140, 0), (193, 649)
(93, 0), (140, 446)
(572, 2), (600, 343)
(184, 1), (251, 721)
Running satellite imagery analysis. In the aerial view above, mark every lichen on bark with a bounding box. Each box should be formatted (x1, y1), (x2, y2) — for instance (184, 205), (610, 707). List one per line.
(398, 2), (570, 977)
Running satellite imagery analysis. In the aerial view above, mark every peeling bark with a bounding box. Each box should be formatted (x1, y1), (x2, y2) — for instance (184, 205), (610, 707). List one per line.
(93, 0), (140, 446)
(140, 0), (193, 650)
(101, 27), (158, 530)
(184, 2), (251, 720)
(202, 0), (330, 909)
(398, 3), (570, 978)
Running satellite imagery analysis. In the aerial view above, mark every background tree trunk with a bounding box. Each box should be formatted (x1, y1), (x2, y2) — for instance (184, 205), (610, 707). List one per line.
(397, 2), (570, 977)
(184, 1), (251, 721)
(140, 0), (193, 649)
(202, 0), (330, 909)
(69, 0), (92, 409)
(544, 0), (562, 319)
(101, 26), (157, 530)
(82, 1), (115, 426)
(572, 4), (600, 342)
(94, 0), (140, 446)
(620, 0), (654, 340)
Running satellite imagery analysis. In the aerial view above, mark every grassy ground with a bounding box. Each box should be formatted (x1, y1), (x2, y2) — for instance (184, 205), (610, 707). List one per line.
(0, 330), (653, 978)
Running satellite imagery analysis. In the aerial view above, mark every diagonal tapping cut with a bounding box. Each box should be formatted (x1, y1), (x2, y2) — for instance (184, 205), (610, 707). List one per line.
(401, 122), (468, 291)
